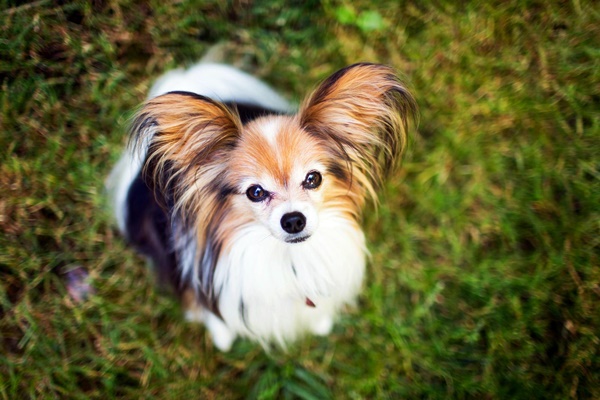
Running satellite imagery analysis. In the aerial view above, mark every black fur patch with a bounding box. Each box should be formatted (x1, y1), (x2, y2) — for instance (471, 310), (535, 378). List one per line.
(125, 172), (180, 289)
(224, 101), (287, 124)
(326, 160), (350, 184)
(219, 185), (237, 199)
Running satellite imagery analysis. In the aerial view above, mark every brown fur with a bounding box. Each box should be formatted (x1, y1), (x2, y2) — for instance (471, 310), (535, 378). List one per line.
(299, 63), (417, 201)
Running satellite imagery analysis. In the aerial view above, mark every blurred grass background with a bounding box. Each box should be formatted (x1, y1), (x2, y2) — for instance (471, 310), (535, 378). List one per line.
(1, 0), (599, 398)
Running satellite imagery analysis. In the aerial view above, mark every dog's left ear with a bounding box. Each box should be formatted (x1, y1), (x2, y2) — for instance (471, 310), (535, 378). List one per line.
(129, 91), (241, 216)
(299, 63), (417, 195)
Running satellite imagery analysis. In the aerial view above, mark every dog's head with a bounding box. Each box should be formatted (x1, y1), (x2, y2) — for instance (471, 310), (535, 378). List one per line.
(131, 63), (417, 247)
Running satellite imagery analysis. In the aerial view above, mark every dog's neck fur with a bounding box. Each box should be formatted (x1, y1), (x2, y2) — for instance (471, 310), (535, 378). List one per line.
(180, 209), (366, 349)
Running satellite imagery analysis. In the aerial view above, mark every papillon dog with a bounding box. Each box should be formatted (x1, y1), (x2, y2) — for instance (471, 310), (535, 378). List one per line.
(108, 62), (416, 351)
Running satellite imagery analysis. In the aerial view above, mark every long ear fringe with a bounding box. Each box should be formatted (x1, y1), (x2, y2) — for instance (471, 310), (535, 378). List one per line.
(129, 91), (241, 232)
(299, 63), (418, 200)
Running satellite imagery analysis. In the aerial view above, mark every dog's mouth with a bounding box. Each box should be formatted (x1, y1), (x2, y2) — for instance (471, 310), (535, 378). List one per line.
(285, 235), (310, 244)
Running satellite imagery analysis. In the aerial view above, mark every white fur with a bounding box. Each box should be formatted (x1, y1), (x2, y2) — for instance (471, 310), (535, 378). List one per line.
(148, 63), (291, 112)
(259, 118), (284, 147)
(213, 210), (366, 348)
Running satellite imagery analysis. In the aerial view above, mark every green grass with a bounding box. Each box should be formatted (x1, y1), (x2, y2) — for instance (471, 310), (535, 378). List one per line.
(1, 0), (598, 398)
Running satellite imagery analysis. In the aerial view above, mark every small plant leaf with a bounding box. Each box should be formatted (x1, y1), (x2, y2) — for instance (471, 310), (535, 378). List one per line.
(356, 10), (386, 33)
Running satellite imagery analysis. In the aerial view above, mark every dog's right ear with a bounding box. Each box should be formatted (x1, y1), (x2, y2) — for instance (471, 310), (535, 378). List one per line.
(130, 91), (241, 213)
(299, 64), (417, 202)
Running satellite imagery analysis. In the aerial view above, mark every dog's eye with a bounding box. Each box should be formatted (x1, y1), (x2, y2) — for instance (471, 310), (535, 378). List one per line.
(246, 185), (269, 202)
(302, 171), (322, 190)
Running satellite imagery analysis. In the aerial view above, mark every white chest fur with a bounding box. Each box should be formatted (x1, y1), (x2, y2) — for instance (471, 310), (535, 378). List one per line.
(209, 211), (366, 348)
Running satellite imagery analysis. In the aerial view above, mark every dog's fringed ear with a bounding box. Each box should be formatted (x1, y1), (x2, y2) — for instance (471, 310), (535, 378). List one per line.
(299, 63), (417, 198)
(130, 91), (241, 215)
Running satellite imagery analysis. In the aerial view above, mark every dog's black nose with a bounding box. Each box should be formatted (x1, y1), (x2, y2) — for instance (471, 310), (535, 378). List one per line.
(280, 212), (306, 234)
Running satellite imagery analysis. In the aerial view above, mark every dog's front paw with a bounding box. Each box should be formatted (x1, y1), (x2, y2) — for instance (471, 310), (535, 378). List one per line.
(204, 312), (237, 352)
(311, 315), (334, 336)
